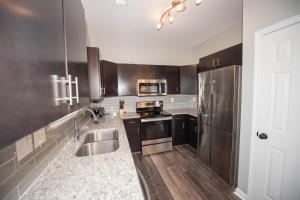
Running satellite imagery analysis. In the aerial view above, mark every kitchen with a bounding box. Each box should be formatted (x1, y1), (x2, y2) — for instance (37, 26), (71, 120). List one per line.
(1, 0), (300, 200)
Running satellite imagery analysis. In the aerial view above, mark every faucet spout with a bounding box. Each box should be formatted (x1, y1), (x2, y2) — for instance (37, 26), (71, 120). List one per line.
(74, 107), (98, 141)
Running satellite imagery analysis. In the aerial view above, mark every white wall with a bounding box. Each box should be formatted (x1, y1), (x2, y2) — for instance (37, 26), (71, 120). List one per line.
(87, 38), (193, 66)
(192, 22), (242, 63)
(238, 0), (300, 195)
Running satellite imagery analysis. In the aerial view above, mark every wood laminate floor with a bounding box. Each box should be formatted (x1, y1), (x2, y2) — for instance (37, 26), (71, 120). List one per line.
(133, 145), (240, 200)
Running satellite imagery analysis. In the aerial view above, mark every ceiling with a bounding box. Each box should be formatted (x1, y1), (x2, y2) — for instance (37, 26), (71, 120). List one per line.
(81, 0), (242, 48)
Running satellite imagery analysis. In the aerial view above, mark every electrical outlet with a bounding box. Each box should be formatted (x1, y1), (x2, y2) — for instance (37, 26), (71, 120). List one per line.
(33, 128), (46, 149)
(192, 97), (196, 101)
(16, 134), (33, 161)
(171, 97), (174, 103)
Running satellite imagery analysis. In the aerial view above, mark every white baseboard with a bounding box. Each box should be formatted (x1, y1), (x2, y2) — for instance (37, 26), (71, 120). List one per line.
(234, 188), (247, 200)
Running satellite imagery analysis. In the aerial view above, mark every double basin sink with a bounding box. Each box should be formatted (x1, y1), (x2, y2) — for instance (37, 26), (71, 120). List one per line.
(76, 128), (119, 157)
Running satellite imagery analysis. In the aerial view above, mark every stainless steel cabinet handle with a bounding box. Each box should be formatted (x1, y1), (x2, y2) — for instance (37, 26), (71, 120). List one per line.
(212, 59), (215, 67)
(128, 121), (136, 124)
(68, 75), (73, 105)
(182, 122), (185, 128)
(141, 116), (172, 123)
(217, 58), (220, 66)
(74, 77), (79, 103)
(103, 87), (106, 96)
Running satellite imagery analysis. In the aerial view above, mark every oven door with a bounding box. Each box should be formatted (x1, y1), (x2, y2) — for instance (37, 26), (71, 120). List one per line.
(140, 117), (172, 141)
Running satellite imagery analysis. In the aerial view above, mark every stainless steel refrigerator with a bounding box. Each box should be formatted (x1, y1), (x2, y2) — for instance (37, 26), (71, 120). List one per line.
(197, 65), (241, 186)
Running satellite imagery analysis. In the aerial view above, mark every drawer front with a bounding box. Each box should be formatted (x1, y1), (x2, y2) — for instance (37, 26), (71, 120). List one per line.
(124, 118), (140, 127)
(142, 142), (172, 156)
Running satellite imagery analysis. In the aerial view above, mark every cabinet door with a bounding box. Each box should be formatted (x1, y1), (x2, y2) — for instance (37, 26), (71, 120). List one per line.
(198, 54), (215, 72)
(165, 66), (180, 94)
(0, 0), (68, 149)
(218, 43), (242, 67)
(123, 119), (141, 153)
(180, 65), (197, 94)
(63, 0), (89, 111)
(118, 64), (137, 96)
(187, 116), (198, 149)
(102, 60), (118, 96)
(150, 65), (165, 79)
(172, 115), (187, 146)
(137, 65), (152, 79)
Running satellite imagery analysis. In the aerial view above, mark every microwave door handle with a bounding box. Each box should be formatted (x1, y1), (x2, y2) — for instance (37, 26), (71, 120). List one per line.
(159, 83), (162, 94)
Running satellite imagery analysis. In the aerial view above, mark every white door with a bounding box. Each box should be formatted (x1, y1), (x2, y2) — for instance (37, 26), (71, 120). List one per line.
(252, 19), (300, 200)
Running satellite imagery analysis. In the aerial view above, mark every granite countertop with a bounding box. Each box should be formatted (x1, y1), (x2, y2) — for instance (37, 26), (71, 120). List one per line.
(166, 108), (197, 117)
(21, 114), (144, 200)
(121, 112), (140, 119)
(121, 109), (197, 119)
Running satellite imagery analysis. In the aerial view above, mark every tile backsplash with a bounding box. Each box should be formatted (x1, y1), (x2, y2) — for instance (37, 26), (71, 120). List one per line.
(0, 113), (89, 200)
(91, 95), (197, 114)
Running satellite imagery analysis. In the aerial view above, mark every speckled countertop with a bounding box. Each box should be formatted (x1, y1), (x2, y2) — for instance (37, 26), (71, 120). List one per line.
(21, 114), (144, 200)
(121, 109), (197, 119)
(166, 108), (197, 117)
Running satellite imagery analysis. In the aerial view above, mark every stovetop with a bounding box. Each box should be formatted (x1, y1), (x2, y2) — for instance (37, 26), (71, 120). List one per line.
(138, 110), (172, 118)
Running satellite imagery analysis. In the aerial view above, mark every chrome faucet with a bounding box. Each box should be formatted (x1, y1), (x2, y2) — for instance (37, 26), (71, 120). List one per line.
(74, 107), (98, 141)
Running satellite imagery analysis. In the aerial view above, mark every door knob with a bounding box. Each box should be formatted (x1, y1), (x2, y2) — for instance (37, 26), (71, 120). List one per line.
(257, 132), (268, 140)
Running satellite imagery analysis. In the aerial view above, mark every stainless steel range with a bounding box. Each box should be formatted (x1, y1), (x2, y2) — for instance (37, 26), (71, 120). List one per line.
(136, 101), (172, 156)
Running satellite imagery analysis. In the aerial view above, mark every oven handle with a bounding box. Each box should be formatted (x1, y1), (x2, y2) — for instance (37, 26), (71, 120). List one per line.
(141, 116), (172, 123)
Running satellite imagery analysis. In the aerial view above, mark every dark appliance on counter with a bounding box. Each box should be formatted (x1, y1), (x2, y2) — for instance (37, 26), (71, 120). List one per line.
(137, 101), (172, 156)
(197, 65), (241, 186)
(137, 79), (167, 96)
(90, 106), (105, 118)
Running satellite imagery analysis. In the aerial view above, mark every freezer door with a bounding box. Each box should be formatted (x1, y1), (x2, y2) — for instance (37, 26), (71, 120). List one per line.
(198, 123), (211, 166)
(211, 66), (238, 132)
(198, 71), (212, 125)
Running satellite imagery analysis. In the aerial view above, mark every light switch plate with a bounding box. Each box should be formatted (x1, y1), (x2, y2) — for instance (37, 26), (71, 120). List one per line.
(171, 97), (175, 103)
(16, 134), (33, 161)
(192, 97), (196, 101)
(33, 128), (46, 149)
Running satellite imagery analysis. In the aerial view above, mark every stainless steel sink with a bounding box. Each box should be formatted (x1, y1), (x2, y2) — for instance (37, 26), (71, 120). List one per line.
(76, 140), (119, 157)
(76, 128), (119, 157)
(84, 128), (118, 143)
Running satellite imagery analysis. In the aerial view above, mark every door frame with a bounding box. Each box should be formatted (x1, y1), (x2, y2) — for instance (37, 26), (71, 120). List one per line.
(247, 14), (300, 200)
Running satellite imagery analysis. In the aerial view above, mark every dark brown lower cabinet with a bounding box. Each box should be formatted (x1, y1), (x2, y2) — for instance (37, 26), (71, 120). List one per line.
(187, 116), (198, 150)
(123, 118), (141, 153)
(172, 115), (198, 150)
(172, 115), (187, 146)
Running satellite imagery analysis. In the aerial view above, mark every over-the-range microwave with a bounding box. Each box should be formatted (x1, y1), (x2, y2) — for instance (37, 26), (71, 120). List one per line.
(137, 79), (167, 96)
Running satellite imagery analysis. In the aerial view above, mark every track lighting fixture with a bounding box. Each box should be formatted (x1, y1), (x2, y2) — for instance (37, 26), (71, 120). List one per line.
(156, 0), (203, 31)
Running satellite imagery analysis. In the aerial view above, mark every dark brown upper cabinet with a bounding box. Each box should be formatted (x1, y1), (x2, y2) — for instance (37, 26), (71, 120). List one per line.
(63, 0), (89, 111)
(102, 60), (118, 97)
(0, 0), (68, 149)
(164, 66), (180, 94)
(118, 64), (137, 96)
(198, 43), (242, 73)
(137, 65), (152, 79)
(117, 64), (180, 96)
(180, 65), (197, 94)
